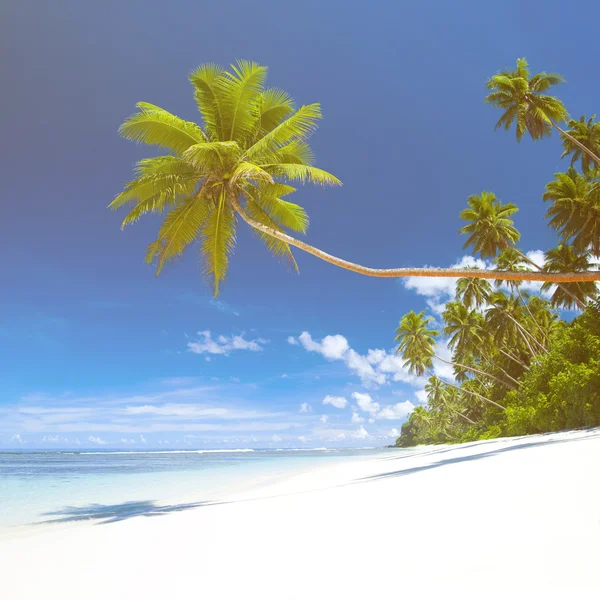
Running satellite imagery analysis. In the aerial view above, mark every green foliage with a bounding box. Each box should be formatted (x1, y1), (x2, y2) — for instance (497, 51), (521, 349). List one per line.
(111, 60), (340, 295)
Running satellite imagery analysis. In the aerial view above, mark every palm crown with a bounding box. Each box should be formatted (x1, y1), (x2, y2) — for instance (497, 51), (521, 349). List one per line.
(110, 61), (340, 295)
(394, 311), (439, 376)
(561, 115), (600, 173)
(484, 57), (567, 141)
(459, 191), (520, 258)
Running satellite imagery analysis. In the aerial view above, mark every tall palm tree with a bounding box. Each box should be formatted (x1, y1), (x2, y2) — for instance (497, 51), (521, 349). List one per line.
(395, 311), (505, 409)
(111, 61), (599, 294)
(541, 244), (599, 309)
(561, 115), (600, 173)
(460, 192), (588, 309)
(455, 274), (492, 309)
(543, 167), (600, 258)
(485, 58), (600, 166)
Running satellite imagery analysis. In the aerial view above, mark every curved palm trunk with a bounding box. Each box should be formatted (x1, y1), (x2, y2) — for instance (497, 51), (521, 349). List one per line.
(551, 121), (600, 169)
(515, 249), (587, 310)
(435, 355), (517, 390)
(498, 309), (545, 356)
(499, 347), (530, 371)
(425, 369), (505, 411)
(230, 198), (600, 284)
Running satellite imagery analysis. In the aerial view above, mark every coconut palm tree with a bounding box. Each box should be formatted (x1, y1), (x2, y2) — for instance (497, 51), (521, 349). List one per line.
(425, 378), (476, 426)
(485, 291), (542, 357)
(459, 192), (520, 258)
(459, 192), (589, 309)
(455, 274), (492, 309)
(561, 115), (600, 173)
(485, 58), (600, 166)
(111, 61), (599, 294)
(543, 167), (600, 258)
(395, 311), (505, 409)
(442, 302), (516, 389)
(541, 244), (599, 309)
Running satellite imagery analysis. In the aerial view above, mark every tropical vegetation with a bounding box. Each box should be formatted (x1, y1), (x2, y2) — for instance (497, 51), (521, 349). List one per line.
(394, 59), (600, 447)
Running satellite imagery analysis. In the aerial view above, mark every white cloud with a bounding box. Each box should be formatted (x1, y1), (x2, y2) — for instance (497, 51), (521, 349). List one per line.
(272, 435), (282, 442)
(377, 401), (415, 420)
(120, 438), (136, 444)
(287, 336), (299, 346)
(323, 395), (348, 409)
(351, 392), (380, 415)
(9, 434), (25, 444)
(415, 389), (428, 405)
(41, 435), (69, 443)
(352, 426), (369, 439)
(351, 412), (364, 424)
(139, 434), (147, 444)
(281, 374), (289, 379)
(288, 332), (422, 389)
(88, 435), (107, 445)
(300, 402), (312, 413)
(296, 332), (350, 360)
(388, 428), (399, 437)
(368, 418), (375, 424)
(188, 331), (267, 356)
(433, 338), (455, 381)
(320, 415), (329, 424)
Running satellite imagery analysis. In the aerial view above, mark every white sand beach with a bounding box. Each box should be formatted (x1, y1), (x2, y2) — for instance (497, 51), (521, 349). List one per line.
(2, 429), (599, 599)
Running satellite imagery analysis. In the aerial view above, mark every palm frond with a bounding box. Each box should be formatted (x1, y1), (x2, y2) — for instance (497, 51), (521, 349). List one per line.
(217, 60), (267, 142)
(245, 199), (299, 270)
(199, 193), (237, 295)
(119, 102), (207, 152)
(262, 163), (341, 186)
(145, 195), (213, 274)
(245, 104), (322, 162)
(256, 88), (295, 134)
(189, 63), (226, 140)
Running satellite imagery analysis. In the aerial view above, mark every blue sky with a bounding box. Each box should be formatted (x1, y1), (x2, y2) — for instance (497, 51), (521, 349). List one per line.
(1, 0), (598, 449)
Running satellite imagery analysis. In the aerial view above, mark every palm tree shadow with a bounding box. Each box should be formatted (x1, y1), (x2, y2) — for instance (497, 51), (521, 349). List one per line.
(37, 499), (226, 526)
(358, 431), (600, 483)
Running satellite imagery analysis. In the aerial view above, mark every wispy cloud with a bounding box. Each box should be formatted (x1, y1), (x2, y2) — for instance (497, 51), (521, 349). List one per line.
(187, 331), (268, 356)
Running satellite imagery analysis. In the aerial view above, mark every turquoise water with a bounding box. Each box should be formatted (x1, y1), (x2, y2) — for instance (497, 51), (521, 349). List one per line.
(0, 448), (392, 529)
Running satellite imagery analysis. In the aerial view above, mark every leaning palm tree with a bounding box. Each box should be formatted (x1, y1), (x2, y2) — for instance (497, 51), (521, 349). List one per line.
(543, 167), (600, 258)
(541, 244), (599, 310)
(111, 60), (599, 294)
(395, 311), (505, 410)
(561, 115), (600, 173)
(485, 58), (600, 166)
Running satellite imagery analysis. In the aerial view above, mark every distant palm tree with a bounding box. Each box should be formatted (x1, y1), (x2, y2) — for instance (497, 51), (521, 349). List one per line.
(395, 311), (505, 409)
(543, 167), (600, 258)
(455, 274), (492, 309)
(111, 61), (599, 294)
(541, 244), (599, 310)
(459, 191), (520, 258)
(561, 115), (600, 173)
(460, 192), (589, 309)
(442, 302), (516, 389)
(485, 58), (600, 166)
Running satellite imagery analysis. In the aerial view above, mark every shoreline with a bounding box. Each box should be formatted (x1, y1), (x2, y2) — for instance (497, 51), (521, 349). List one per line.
(1, 428), (599, 597)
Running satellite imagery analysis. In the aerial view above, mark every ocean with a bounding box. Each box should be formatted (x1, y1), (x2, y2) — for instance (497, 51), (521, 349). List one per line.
(0, 447), (394, 529)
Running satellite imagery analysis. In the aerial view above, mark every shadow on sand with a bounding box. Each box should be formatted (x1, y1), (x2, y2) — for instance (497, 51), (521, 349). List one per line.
(358, 431), (599, 483)
(37, 499), (225, 526)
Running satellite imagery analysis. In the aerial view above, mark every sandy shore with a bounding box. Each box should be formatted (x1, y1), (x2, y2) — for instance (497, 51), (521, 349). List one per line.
(1, 429), (599, 598)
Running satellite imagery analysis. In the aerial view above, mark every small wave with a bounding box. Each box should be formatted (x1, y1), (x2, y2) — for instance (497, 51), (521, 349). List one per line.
(77, 449), (255, 455)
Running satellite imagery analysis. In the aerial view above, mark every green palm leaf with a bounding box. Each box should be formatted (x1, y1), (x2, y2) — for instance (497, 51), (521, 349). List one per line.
(189, 63), (226, 141)
(119, 102), (207, 152)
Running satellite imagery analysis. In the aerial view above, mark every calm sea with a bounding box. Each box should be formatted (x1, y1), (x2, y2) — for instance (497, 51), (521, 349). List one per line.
(0, 448), (393, 529)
